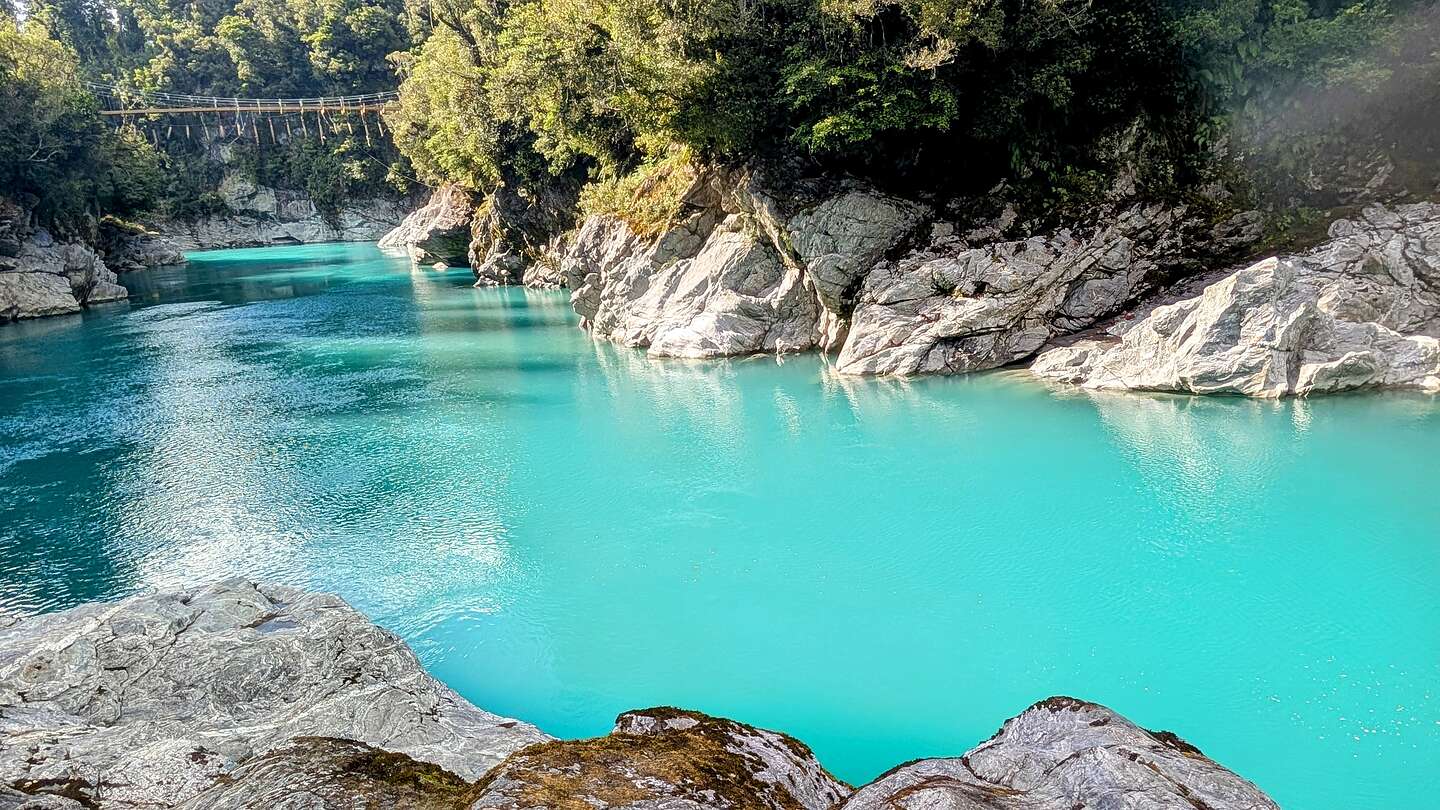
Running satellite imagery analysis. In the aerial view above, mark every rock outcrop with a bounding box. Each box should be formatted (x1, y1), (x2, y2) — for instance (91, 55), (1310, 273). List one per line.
(555, 170), (926, 358)
(835, 206), (1262, 375)
(156, 173), (407, 251)
(98, 219), (188, 273)
(551, 167), (1266, 373)
(468, 180), (583, 288)
(380, 184), (477, 266)
(841, 696), (1278, 810)
(0, 579), (546, 808)
(1, 199), (128, 322)
(1033, 202), (1440, 396)
(1, 582), (1280, 810)
(470, 708), (850, 810)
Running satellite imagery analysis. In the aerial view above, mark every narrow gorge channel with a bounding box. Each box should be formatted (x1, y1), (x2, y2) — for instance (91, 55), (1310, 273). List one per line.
(2, 244), (1436, 808)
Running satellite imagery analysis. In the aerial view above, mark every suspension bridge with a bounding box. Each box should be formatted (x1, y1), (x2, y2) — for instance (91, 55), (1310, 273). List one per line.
(85, 82), (399, 145)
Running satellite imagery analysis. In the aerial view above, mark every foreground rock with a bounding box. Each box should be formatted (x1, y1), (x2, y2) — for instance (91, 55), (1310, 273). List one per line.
(1, 198), (127, 322)
(843, 697), (1278, 810)
(0, 579), (546, 808)
(380, 184), (477, 266)
(1, 583), (1279, 809)
(175, 737), (478, 809)
(470, 707), (849, 810)
(1033, 202), (1440, 396)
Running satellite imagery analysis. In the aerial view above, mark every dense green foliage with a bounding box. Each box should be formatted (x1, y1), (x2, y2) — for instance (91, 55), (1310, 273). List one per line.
(6, 0), (1437, 232)
(388, 0), (1438, 217)
(0, 18), (164, 228)
(15, 0), (422, 222)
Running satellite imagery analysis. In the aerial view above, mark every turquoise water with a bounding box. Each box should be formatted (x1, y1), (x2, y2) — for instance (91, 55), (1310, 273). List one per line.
(1, 243), (1437, 808)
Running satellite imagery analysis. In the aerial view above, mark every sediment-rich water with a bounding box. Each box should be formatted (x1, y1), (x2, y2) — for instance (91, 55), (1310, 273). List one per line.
(2, 243), (1436, 808)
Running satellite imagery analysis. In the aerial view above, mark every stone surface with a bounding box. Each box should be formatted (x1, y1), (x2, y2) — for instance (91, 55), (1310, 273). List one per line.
(99, 221), (189, 273)
(469, 707), (850, 810)
(175, 737), (477, 810)
(841, 697), (1278, 810)
(380, 185), (477, 266)
(156, 190), (406, 251)
(557, 170), (926, 358)
(834, 205), (1262, 375)
(554, 168), (1274, 374)
(0, 579), (546, 808)
(1032, 203), (1440, 396)
(467, 180), (582, 289)
(2, 583), (1279, 810)
(0, 208), (129, 322)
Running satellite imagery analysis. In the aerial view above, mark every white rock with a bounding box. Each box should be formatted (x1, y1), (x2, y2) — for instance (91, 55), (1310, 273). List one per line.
(835, 206), (1260, 375)
(842, 697), (1278, 810)
(1032, 203), (1440, 396)
(0, 579), (547, 808)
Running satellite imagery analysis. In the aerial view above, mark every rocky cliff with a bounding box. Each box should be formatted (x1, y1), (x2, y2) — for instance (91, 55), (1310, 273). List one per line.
(1, 199), (130, 322)
(379, 184), (477, 266)
(380, 181), (581, 288)
(542, 168), (1265, 375)
(155, 172), (407, 251)
(1032, 202), (1440, 396)
(1, 580), (1279, 809)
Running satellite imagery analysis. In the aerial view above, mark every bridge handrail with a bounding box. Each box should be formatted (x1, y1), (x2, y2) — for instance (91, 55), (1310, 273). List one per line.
(82, 81), (399, 109)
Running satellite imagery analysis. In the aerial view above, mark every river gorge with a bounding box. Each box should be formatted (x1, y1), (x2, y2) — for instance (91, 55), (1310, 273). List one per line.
(2, 243), (1436, 808)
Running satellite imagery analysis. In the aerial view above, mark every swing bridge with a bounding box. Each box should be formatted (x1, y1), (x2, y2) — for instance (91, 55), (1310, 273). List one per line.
(85, 82), (399, 145)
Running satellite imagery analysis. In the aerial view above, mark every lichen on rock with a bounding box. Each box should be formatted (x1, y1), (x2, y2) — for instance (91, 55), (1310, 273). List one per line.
(469, 707), (850, 810)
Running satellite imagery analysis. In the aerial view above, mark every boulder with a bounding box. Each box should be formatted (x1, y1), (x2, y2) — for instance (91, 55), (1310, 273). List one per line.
(556, 169), (926, 358)
(99, 220), (188, 273)
(834, 205), (1262, 375)
(469, 707), (850, 810)
(0, 271), (82, 320)
(560, 211), (823, 358)
(380, 185), (477, 266)
(1032, 202), (1440, 396)
(841, 697), (1278, 810)
(0, 579), (546, 808)
(0, 218), (127, 322)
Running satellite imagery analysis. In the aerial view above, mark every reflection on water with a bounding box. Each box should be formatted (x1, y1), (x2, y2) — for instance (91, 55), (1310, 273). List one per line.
(1, 243), (1437, 809)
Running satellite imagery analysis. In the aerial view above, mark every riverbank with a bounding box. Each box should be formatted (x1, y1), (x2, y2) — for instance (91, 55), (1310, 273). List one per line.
(0, 579), (1279, 809)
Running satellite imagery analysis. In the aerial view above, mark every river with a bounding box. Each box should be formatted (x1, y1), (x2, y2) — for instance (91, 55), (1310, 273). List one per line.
(1, 242), (1436, 807)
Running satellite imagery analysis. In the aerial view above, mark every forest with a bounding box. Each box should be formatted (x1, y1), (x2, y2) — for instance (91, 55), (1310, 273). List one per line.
(3, 0), (1437, 231)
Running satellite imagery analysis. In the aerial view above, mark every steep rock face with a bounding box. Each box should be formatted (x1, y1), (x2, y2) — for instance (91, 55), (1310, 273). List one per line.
(834, 205), (1263, 375)
(469, 707), (850, 810)
(380, 185), (477, 266)
(1032, 203), (1440, 396)
(0, 579), (546, 809)
(468, 180), (582, 288)
(842, 697), (1278, 810)
(1, 200), (128, 322)
(98, 220), (188, 273)
(554, 169), (1273, 375)
(556, 171), (926, 358)
(156, 173), (406, 251)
